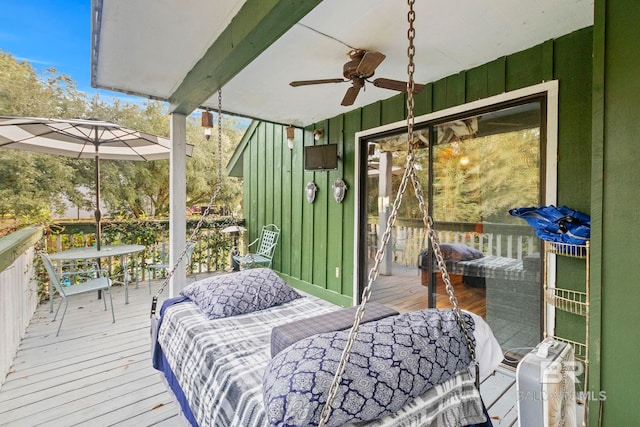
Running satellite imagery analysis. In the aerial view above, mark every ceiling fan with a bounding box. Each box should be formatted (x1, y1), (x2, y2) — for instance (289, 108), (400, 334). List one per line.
(290, 49), (425, 106)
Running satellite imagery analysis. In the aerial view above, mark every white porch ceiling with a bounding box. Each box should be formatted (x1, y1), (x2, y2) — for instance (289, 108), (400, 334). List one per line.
(92, 0), (593, 127)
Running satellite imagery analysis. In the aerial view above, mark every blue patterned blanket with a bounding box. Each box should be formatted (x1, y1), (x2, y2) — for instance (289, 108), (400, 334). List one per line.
(270, 302), (399, 357)
(264, 309), (478, 426)
(155, 296), (487, 426)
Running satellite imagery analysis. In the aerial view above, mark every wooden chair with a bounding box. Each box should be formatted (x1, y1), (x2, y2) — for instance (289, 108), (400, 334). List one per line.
(233, 224), (280, 269)
(39, 252), (115, 336)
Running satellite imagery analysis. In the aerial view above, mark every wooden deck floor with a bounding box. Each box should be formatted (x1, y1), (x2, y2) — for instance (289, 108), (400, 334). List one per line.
(1, 272), (518, 427)
(369, 263), (487, 316)
(0, 279), (186, 427)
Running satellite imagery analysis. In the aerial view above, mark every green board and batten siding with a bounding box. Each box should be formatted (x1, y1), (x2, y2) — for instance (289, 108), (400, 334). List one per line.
(230, 8), (640, 423)
(593, 1), (640, 425)
(238, 27), (593, 310)
(237, 29), (602, 421)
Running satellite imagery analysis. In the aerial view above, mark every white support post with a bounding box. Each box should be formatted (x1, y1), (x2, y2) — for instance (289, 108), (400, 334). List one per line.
(169, 113), (187, 297)
(378, 151), (393, 275)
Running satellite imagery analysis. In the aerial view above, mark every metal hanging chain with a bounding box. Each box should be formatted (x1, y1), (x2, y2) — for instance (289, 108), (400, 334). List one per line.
(404, 11), (476, 364)
(403, 0), (478, 383)
(151, 89), (224, 317)
(319, 1), (477, 424)
(409, 171), (479, 389)
(319, 2), (415, 424)
(404, 7), (478, 381)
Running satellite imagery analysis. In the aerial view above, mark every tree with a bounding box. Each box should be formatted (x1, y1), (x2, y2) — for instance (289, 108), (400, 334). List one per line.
(185, 115), (244, 214)
(86, 97), (243, 218)
(431, 128), (540, 223)
(0, 51), (91, 220)
(0, 52), (87, 118)
(0, 51), (244, 224)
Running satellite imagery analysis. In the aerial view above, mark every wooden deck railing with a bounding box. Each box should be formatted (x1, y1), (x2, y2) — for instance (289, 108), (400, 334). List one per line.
(46, 219), (245, 281)
(0, 219), (243, 387)
(1, 219), (537, 387)
(369, 218), (539, 266)
(0, 226), (43, 387)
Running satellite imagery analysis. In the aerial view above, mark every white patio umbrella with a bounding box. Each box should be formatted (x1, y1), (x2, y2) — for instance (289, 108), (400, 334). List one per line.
(0, 116), (194, 250)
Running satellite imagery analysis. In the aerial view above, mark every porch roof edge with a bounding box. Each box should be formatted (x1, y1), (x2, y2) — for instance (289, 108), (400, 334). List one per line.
(227, 120), (259, 177)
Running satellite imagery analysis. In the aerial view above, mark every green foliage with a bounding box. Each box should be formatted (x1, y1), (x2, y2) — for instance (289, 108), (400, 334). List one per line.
(40, 217), (241, 297)
(0, 51), (243, 227)
(432, 129), (539, 223)
(185, 116), (243, 210)
(33, 238), (52, 303)
(0, 51), (92, 219)
(368, 126), (540, 225)
(0, 51), (87, 117)
(102, 220), (168, 246)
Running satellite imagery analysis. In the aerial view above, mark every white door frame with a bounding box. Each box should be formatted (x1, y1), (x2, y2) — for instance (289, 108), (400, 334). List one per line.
(352, 81), (559, 318)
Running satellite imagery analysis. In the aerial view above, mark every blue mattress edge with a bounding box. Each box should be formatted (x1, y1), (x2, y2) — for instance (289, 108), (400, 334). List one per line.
(152, 296), (198, 426)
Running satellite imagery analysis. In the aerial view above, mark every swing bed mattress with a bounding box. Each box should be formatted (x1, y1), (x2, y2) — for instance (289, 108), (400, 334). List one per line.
(153, 289), (502, 426)
(419, 250), (541, 286)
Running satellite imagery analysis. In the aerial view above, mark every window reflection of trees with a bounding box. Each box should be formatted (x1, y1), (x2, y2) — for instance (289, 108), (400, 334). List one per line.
(433, 127), (540, 223)
(367, 101), (542, 234)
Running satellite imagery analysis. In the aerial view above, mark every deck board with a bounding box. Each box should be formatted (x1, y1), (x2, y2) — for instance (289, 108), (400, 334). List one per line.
(480, 367), (517, 407)
(369, 263), (488, 317)
(0, 366), (158, 424)
(0, 280), (182, 426)
(486, 382), (519, 426)
(1, 270), (518, 426)
(482, 366), (519, 425)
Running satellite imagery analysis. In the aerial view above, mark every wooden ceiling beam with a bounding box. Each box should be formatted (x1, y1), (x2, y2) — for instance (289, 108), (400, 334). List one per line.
(169, 0), (322, 115)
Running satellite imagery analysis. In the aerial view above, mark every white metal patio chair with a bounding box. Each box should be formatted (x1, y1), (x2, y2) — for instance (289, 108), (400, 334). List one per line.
(39, 252), (115, 336)
(233, 224), (280, 269)
(147, 241), (197, 291)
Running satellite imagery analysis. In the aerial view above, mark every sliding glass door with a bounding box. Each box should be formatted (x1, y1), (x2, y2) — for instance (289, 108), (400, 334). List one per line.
(362, 97), (545, 354)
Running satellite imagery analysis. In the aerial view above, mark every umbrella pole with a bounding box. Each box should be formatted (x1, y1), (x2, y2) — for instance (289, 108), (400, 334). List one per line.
(94, 140), (104, 300)
(94, 147), (102, 251)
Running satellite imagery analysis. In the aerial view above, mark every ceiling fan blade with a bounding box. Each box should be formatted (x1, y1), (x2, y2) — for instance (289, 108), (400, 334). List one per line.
(290, 78), (346, 87)
(373, 78), (425, 93)
(356, 51), (386, 76)
(341, 85), (362, 106)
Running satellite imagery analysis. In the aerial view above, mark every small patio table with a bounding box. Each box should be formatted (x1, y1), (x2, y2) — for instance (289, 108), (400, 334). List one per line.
(48, 244), (146, 310)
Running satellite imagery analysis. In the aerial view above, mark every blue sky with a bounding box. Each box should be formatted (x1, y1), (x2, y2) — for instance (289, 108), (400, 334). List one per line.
(0, 0), (143, 102)
(0, 1), (250, 128)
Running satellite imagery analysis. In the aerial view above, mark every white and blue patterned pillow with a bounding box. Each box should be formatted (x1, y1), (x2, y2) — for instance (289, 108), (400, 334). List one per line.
(180, 268), (301, 319)
(262, 309), (475, 427)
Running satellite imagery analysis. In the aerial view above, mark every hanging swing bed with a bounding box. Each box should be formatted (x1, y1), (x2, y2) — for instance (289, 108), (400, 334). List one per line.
(150, 3), (503, 426)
